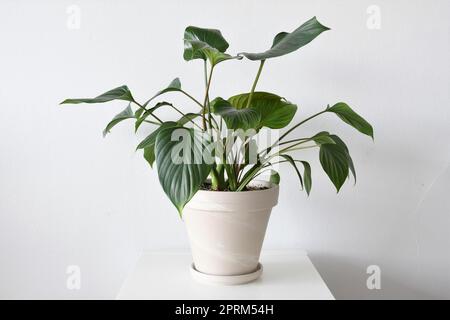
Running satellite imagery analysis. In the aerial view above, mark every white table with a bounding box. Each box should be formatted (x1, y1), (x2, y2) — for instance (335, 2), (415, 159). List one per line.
(117, 250), (334, 300)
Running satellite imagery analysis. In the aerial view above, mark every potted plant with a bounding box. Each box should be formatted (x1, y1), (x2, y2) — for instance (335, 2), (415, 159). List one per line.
(61, 17), (373, 285)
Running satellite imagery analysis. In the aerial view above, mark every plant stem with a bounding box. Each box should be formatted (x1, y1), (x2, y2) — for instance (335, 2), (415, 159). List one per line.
(259, 138), (310, 156)
(225, 164), (238, 191)
(236, 163), (261, 191)
(246, 60), (265, 108)
(133, 100), (163, 123)
(142, 120), (161, 125)
(278, 143), (317, 154)
(180, 90), (204, 109)
(210, 167), (221, 190)
(279, 145), (318, 153)
(168, 103), (203, 130)
(203, 60), (208, 88)
(262, 109), (328, 156)
(278, 137), (309, 146)
(202, 65), (214, 131)
(278, 109), (327, 142)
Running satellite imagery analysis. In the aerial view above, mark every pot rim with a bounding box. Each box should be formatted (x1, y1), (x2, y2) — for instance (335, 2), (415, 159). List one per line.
(195, 179), (278, 194)
(185, 179), (279, 211)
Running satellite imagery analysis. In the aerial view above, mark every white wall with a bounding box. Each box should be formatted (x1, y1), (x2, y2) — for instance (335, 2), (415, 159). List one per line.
(0, 0), (449, 299)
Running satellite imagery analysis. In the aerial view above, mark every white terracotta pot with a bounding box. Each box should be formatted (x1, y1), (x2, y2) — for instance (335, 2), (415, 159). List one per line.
(183, 180), (279, 284)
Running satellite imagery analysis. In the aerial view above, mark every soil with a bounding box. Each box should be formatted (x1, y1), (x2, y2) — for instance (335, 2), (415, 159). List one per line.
(200, 182), (269, 192)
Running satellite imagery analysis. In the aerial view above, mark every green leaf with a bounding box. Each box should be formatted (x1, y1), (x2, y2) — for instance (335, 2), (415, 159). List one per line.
(184, 26), (229, 61)
(183, 26), (235, 66)
(211, 97), (261, 130)
(155, 127), (212, 214)
(144, 78), (182, 106)
(134, 108), (144, 118)
(137, 122), (178, 168)
(228, 92), (297, 129)
(300, 161), (312, 195)
(311, 131), (336, 145)
(60, 85), (134, 104)
(203, 48), (235, 66)
(143, 146), (156, 168)
(102, 104), (135, 137)
(271, 32), (289, 48)
(137, 121), (178, 150)
(177, 113), (201, 126)
(319, 135), (354, 192)
(279, 154), (303, 189)
(327, 102), (373, 139)
(330, 135), (356, 182)
(269, 170), (280, 185)
(240, 17), (330, 61)
(135, 101), (172, 132)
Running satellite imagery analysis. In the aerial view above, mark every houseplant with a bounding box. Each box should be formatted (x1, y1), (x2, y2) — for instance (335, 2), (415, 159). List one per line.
(61, 17), (373, 285)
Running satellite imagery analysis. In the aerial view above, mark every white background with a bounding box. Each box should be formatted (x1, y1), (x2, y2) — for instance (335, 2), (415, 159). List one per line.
(0, 0), (449, 299)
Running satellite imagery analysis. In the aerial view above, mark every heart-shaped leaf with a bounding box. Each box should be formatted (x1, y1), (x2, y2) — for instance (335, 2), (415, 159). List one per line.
(327, 102), (374, 139)
(211, 97), (261, 130)
(319, 134), (355, 192)
(155, 127), (212, 214)
(103, 104), (135, 137)
(184, 26), (229, 61)
(184, 27), (236, 67)
(228, 92), (297, 129)
(60, 85), (134, 104)
(240, 17), (330, 61)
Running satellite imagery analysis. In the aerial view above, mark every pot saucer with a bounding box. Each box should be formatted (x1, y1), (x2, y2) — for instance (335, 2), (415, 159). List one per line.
(190, 263), (263, 285)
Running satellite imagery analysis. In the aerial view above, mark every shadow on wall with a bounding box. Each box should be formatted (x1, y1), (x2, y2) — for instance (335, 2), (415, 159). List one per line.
(310, 163), (450, 300)
(310, 253), (436, 299)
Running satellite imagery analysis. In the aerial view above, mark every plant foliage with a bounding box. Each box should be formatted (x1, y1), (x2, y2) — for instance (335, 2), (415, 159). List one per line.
(61, 17), (373, 215)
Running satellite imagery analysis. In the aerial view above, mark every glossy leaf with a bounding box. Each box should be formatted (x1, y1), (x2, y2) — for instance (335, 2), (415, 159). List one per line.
(319, 135), (353, 192)
(183, 26), (229, 61)
(144, 78), (182, 106)
(155, 127), (212, 214)
(311, 131), (336, 145)
(330, 134), (356, 182)
(143, 146), (156, 168)
(103, 104), (135, 137)
(228, 92), (297, 129)
(137, 121), (178, 150)
(137, 122), (178, 168)
(211, 97), (261, 130)
(300, 161), (312, 195)
(327, 102), (373, 138)
(271, 32), (289, 48)
(203, 48), (235, 66)
(60, 85), (134, 104)
(239, 17), (330, 60)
